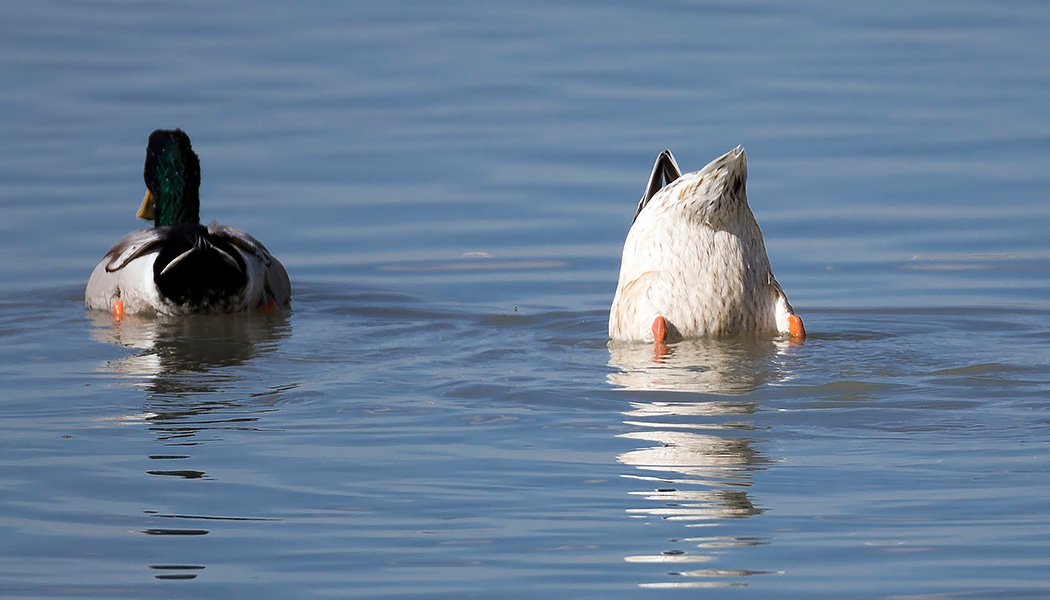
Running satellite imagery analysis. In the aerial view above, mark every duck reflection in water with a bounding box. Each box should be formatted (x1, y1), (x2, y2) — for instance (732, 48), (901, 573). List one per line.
(90, 311), (289, 388)
(609, 337), (793, 587)
(608, 334), (794, 394)
(88, 311), (291, 438)
(88, 311), (290, 579)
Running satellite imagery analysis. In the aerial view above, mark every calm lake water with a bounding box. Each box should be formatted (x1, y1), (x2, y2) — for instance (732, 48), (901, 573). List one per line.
(3, 1), (1050, 598)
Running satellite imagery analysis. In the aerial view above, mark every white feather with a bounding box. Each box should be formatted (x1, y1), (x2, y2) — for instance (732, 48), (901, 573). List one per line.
(609, 146), (797, 342)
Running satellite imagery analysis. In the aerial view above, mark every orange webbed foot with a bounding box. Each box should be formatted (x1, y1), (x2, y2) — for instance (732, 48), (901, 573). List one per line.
(260, 298), (279, 315)
(112, 299), (125, 322)
(652, 316), (668, 343)
(788, 315), (806, 341)
(651, 315), (669, 357)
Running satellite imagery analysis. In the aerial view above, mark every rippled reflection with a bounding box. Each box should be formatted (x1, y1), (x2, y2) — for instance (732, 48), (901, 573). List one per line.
(90, 310), (293, 440)
(89, 311), (290, 387)
(611, 338), (791, 588)
(607, 336), (795, 394)
(88, 310), (292, 579)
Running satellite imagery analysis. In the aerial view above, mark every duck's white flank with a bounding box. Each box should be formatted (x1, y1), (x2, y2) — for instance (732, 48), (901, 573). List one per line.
(609, 146), (802, 343)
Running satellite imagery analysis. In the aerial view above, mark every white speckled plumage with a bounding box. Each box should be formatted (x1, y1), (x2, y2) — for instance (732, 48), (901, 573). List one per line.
(609, 146), (798, 342)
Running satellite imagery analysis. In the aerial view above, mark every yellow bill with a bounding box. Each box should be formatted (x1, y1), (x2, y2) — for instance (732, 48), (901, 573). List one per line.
(136, 190), (155, 221)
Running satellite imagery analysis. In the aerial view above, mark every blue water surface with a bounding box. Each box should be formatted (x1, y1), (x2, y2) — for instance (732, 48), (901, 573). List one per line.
(2, 1), (1050, 598)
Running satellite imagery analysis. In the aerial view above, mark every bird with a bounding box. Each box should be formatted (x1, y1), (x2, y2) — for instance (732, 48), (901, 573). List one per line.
(85, 129), (291, 318)
(609, 146), (804, 344)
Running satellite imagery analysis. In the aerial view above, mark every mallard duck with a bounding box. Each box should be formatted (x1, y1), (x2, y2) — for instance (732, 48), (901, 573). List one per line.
(609, 146), (804, 343)
(85, 129), (291, 317)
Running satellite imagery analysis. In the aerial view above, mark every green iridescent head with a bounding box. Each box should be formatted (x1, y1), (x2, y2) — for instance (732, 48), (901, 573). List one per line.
(137, 129), (201, 227)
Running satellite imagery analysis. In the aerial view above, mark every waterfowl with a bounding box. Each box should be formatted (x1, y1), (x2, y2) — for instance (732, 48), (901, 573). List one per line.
(609, 146), (804, 343)
(85, 129), (290, 317)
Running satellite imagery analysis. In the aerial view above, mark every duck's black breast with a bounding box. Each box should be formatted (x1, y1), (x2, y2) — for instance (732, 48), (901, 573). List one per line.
(153, 223), (249, 310)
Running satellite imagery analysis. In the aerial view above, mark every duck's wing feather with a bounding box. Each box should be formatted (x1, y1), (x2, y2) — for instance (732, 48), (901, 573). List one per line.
(102, 227), (170, 272)
(207, 222), (292, 305)
(207, 223), (274, 266)
(633, 149), (682, 223)
(768, 272), (795, 314)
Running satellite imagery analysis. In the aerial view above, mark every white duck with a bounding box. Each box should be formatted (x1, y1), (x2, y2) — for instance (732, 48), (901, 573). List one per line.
(609, 146), (804, 344)
(85, 129), (291, 318)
